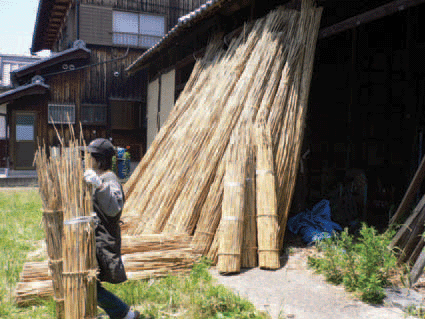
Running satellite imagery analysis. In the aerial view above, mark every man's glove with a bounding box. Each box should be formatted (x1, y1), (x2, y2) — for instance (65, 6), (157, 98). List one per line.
(84, 169), (102, 189)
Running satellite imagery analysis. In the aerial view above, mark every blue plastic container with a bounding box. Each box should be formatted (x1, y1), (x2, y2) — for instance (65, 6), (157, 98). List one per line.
(116, 147), (126, 179)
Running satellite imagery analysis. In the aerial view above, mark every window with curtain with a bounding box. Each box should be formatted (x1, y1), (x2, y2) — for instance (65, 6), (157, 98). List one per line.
(48, 104), (75, 124)
(113, 11), (165, 48)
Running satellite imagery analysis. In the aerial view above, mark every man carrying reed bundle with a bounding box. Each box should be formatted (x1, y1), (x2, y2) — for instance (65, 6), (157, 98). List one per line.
(83, 138), (140, 319)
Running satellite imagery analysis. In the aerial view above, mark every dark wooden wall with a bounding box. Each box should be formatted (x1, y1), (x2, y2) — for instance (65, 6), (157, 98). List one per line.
(42, 46), (146, 157)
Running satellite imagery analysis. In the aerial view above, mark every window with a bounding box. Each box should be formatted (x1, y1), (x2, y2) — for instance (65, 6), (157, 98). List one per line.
(81, 104), (107, 125)
(16, 114), (35, 141)
(48, 104), (75, 124)
(113, 11), (165, 48)
(0, 115), (6, 139)
(1, 63), (21, 86)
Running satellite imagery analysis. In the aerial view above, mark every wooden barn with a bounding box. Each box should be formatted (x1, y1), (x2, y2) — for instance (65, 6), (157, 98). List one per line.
(0, 0), (209, 170)
(126, 0), (425, 228)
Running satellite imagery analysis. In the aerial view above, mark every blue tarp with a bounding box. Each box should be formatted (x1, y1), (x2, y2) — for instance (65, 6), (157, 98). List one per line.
(287, 199), (342, 244)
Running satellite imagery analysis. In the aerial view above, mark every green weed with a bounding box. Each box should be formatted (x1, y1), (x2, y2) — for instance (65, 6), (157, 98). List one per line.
(308, 223), (399, 304)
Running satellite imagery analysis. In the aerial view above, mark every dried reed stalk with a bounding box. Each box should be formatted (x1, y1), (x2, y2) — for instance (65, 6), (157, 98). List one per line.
(255, 121), (280, 269)
(217, 128), (248, 274)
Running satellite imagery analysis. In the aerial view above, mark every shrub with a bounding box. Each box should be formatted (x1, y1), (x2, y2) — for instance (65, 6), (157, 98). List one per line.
(308, 223), (398, 304)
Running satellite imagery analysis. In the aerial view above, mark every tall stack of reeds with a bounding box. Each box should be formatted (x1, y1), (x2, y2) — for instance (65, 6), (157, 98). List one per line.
(56, 129), (97, 319)
(34, 145), (64, 318)
(121, 1), (322, 273)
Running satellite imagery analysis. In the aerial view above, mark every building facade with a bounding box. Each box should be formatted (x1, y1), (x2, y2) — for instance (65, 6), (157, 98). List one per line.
(0, 0), (208, 170)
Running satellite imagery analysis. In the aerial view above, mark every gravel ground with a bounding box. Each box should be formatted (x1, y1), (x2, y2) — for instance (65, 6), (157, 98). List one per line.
(210, 247), (421, 319)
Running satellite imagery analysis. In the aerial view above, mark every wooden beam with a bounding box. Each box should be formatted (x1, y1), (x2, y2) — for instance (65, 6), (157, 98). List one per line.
(390, 155), (425, 225)
(319, 0), (425, 39)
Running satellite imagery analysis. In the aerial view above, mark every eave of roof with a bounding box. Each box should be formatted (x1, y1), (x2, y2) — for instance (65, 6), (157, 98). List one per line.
(0, 82), (50, 105)
(126, 0), (229, 74)
(31, 0), (73, 54)
(11, 46), (91, 84)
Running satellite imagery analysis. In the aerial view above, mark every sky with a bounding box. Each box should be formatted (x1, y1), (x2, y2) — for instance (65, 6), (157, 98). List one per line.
(0, 0), (49, 56)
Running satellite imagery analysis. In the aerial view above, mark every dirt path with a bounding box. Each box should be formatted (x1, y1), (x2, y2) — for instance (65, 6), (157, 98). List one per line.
(210, 247), (419, 319)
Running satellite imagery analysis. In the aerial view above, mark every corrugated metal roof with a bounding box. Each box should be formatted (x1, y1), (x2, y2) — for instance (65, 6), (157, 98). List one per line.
(126, 0), (225, 74)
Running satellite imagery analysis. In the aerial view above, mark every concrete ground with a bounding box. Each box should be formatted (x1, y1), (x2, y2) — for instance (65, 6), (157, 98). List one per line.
(210, 247), (422, 319)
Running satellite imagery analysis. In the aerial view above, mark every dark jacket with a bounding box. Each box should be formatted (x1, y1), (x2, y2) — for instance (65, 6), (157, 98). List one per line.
(93, 171), (127, 283)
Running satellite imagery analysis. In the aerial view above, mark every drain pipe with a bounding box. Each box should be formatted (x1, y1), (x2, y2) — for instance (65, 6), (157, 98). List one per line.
(76, 0), (80, 40)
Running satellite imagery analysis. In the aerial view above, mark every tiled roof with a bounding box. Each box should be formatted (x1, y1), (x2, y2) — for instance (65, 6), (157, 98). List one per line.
(0, 78), (49, 105)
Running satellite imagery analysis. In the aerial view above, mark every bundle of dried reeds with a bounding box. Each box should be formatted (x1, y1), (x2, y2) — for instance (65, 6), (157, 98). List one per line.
(19, 261), (51, 282)
(192, 9), (298, 258)
(255, 121), (280, 269)
(123, 38), (227, 229)
(241, 124), (257, 268)
(191, 162), (225, 255)
(122, 248), (200, 272)
(15, 280), (54, 307)
(163, 14), (287, 236)
(217, 128), (248, 274)
(34, 145), (64, 317)
(274, 2), (323, 248)
(56, 127), (97, 319)
(136, 24), (260, 236)
(16, 248), (200, 305)
(121, 0), (322, 269)
(124, 36), (224, 200)
(121, 233), (192, 254)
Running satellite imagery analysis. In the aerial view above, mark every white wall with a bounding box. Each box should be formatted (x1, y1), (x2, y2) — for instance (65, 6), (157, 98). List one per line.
(160, 69), (175, 127)
(147, 78), (159, 149)
(146, 68), (176, 150)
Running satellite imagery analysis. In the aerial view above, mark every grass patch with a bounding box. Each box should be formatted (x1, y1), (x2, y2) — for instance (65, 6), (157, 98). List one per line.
(307, 224), (403, 304)
(103, 259), (269, 319)
(0, 187), (54, 318)
(1, 188), (270, 319)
